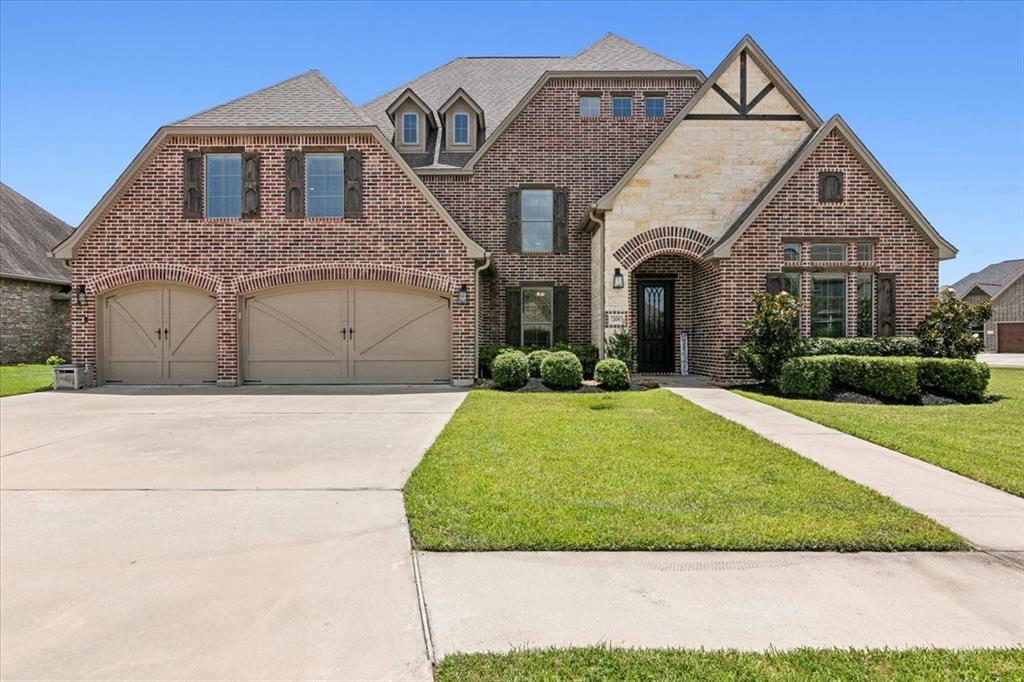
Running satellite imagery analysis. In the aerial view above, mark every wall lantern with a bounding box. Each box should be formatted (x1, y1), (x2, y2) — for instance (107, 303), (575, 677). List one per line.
(612, 268), (625, 289)
(75, 284), (86, 305)
(457, 284), (468, 305)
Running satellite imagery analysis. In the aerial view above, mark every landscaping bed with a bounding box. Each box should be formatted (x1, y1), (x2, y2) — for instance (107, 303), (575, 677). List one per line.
(436, 646), (1023, 681)
(0, 364), (53, 398)
(404, 390), (964, 551)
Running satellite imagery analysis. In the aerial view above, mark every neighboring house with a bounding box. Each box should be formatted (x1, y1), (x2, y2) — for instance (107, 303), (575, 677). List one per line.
(52, 34), (957, 386)
(1, 183), (73, 364)
(946, 259), (1024, 352)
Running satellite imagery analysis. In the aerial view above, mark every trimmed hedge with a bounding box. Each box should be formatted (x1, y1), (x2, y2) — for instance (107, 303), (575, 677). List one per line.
(526, 350), (552, 378)
(778, 355), (990, 402)
(480, 343), (599, 378)
(491, 351), (529, 390)
(594, 358), (630, 390)
(541, 350), (583, 390)
(803, 336), (923, 357)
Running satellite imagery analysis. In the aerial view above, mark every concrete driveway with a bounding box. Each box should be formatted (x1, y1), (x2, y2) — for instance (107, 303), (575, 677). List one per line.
(0, 385), (465, 681)
(976, 352), (1024, 368)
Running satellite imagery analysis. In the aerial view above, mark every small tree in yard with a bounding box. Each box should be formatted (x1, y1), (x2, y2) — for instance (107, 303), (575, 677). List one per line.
(731, 291), (803, 387)
(916, 289), (993, 359)
(605, 329), (635, 370)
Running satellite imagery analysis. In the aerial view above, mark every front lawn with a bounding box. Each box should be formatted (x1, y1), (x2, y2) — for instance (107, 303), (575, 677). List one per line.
(404, 390), (964, 551)
(0, 364), (52, 398)
(436, 647), (1023, 681)
(736, 367), (1024, 497)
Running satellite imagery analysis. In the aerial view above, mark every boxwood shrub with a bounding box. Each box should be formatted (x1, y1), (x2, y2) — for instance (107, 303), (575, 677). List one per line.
(541, 350), (583, 390)
(480, 343), (599, 378)
(594, 358), (630, 390)
(831, 356), (920, 400)
(803, 336), (923, 357)
(526, 350), (552, 378)
(918, 358), (990, 401)
(491, 351), (529, 390)
(778, 356), (834, 398)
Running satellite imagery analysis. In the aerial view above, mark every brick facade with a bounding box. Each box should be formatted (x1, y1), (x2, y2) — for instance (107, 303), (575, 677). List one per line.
(422, 76), (699, 349)
(69, 133), (478, 385)
(0, 277), (70, 364)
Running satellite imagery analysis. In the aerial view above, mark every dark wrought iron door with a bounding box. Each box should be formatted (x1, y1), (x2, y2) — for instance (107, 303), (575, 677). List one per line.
(637, 281), (674, 372)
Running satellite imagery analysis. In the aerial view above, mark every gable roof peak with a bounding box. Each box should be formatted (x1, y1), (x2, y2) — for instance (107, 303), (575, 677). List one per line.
(558, 32), (692, 71)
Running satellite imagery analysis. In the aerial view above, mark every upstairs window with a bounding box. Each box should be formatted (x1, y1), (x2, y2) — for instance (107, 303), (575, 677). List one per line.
(783, 242), (802, 262)
(856, 242), (874, 261)
(205, 153), (241, 218)
(305, 154), (344, 217)
(819, 172), (843, 203)
(809, 243), (847, 262)
(402, 112), (419, 144)
(612, 96), (633, 118)
(521, 189), (553, 252)
(644, 96), (665, 119)
(521, 286), (553, 346)
(453, 113), (470, 145)
(579, 95), (600, 119)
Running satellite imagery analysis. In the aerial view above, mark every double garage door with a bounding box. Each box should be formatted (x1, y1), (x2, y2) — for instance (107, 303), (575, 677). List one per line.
(101, 282), (451, 385)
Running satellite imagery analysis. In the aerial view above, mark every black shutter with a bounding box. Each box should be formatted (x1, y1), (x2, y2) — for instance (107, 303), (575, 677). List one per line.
(241, 151), (260, 219)
(284, 151), (304, 218)
(344, 150), (363, 218)
(553, 188), (569, 254)
(877, 273), (896, 337)
(506, 189), (521, 252)
(506, 287), (522, 345)
(182, 151), (202, 219)
(765, 272), (785, 294)
(553, 286), (569, 344)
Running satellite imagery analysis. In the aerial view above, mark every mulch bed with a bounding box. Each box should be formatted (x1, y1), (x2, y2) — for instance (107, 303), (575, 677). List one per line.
(475, 377), (656, 393)
(744, 384), (968, 406)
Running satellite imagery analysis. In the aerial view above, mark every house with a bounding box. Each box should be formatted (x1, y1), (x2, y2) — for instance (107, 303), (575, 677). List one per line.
(946, 259), (1024, 352)
(51, 34), (957, 386)
(1, 183), (73, 364)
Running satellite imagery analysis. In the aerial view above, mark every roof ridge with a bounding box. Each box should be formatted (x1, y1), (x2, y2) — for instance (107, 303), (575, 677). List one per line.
(170, 69), (320, 125)
(308, 69), (371, 124)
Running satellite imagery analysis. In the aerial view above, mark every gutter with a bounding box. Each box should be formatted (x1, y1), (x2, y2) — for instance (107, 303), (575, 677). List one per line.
(473, 253), (492, 381)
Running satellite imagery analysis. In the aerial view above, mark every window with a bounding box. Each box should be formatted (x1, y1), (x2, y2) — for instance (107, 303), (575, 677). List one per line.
(856, 242), (874, 261)
(811, 274), (847, 337)
(579, 95), (600, 119)
(521, 189), (553, 252)
(784, 272), (801, 299)
(783, 242), (802, 262)
(856, 274), (874, 336)
(644, 96), (665, 119)
(521, 286), (553, 346)
(819, 172), (843, 203)
(305, 154), (344, 217)
(402, 112), (418, 144)
(612, 96), (633, 118)
(809, 243), (847, 262)
(204, 153), (241, 218)
(453, 113), (470, 145)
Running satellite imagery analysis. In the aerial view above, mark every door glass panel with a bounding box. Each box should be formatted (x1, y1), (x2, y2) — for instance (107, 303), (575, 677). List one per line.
(643, 286), (665, 339)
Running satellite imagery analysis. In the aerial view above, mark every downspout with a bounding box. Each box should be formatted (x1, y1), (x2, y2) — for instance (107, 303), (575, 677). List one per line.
(587, 207), (606, 356)
(474, 253), (492, 381)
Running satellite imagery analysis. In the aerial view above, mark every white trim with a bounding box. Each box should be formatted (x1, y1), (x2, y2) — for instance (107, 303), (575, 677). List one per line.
(401, 112), (419, 145)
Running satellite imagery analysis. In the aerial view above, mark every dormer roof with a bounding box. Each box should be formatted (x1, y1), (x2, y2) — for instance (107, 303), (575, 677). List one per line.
(438, 88), (485, 127)
(384, 88), (438, 129)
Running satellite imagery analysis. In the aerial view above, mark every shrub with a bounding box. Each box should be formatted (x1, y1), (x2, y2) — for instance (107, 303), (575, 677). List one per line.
(779, 356), (833, 398)
(491, 351), (529, 390)
(595, 358), (630, 390)
(803, 336), (922, 357)
(830, 356), (920, 400)
(526, 350), (552, 378)
(605, 329), (635, 370)
(45, 355), (66, 366)
(918, 358), (990, 401)
(916, 289), (993, 359)
(541, 350), (583, 390)
(554, 342), (599, 379)
(730, 291), (803, 387)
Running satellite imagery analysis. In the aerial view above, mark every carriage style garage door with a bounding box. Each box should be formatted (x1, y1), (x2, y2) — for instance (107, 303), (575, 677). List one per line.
(101, 284), (217, 384)
(242, 282), (451, 384)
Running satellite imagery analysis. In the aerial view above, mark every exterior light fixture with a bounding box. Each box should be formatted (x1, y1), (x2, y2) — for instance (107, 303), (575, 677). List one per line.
(75, 284), (86, 305)
(457, 284), (468, 305)
(612, 268), (624, 289)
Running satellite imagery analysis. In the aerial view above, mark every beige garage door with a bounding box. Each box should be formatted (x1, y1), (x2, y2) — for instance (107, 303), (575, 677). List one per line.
(102, 284), (217, 384)
(242, 282), (450, 384)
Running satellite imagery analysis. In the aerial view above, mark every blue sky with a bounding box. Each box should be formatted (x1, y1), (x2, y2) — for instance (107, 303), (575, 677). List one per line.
(1, 1), (1021, 283)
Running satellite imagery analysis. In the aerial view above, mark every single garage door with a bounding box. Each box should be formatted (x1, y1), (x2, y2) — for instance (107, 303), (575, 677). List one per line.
(998, 322), (1024, 352)
(242, 282), (450, 384)
(102, 284), (217, 384)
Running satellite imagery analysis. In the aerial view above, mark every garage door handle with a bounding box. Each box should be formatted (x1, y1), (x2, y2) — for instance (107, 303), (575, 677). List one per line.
(341, 329), (347, 339)
(349, 327), (354, 337)
(154, 329), (162, 339)
(164, 328), (169, 340)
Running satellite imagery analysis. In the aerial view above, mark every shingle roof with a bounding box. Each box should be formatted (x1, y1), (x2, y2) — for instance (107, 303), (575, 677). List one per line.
(556, 33), (691, 71)
(174, 70), (370, 127)
(947, 259), (1024, 299)
(1, 183), (73, 284)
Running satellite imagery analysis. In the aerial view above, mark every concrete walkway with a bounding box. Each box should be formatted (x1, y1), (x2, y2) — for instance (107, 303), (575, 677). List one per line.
(977, 352), (1024, 368)
(668, 385), (1024, 551)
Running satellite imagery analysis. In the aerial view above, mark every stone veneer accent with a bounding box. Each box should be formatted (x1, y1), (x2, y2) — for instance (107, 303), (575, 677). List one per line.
(0, 277), (70, 364)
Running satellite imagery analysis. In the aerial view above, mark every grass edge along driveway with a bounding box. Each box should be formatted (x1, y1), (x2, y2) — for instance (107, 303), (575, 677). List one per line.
(404, 389), (964, 551)
(736, 367), (1024, 497)
(0, 364), (52, 398)
(435, 646), (1024, 681)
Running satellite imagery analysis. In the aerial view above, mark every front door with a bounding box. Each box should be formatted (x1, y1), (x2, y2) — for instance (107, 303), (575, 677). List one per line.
(637, 280), (674, 373)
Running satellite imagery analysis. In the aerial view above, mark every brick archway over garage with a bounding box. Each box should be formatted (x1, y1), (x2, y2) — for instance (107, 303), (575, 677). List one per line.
(87, 264), (221, 295)
(233, 263), (456, 296)
(613, 227), (715, 270)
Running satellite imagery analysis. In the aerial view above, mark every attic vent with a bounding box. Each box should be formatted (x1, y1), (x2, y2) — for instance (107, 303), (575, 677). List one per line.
(819, 172), (843, 203)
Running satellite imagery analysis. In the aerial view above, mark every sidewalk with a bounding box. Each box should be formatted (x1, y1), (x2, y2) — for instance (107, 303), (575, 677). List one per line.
(668, 385), (1024, 551)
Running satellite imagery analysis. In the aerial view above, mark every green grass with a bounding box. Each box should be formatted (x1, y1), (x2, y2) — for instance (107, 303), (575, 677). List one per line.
(404, 390), (964, 551)
(436, 647), (1024, 681)
(736, 368), (1024, 497)
(0, 364), (52, 398)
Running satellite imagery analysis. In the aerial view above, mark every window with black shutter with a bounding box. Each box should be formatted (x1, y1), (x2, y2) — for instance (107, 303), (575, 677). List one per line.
(182, 151), (202, 219)
(284, 151), (304, 218)
(241, 152), (260, 219)
(343, 150), (363, 218)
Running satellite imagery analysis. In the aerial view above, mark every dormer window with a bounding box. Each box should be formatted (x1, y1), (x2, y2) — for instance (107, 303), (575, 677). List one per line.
(402, 113), (419, 145)
(453, 113), (470, 145)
